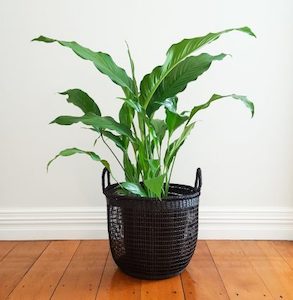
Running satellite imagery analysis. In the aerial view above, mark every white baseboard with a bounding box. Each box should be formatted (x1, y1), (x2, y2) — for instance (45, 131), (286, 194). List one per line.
(0, 206), (292, 240)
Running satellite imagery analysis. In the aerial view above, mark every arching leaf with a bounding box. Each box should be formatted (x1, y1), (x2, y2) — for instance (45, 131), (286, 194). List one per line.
(50, 113), (135, 141)
(47, 147), (110, 171)
(188, 93), (254, 122)
(33, 36), (134, 95)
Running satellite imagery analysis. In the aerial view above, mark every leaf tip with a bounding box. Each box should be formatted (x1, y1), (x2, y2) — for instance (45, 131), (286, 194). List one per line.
(31, 35), (55, 43)
(239, 26), (257, 38)
(251, 106), (255, 118)
(31, 36), (42, 42)
(217, 53), (232, 60)
(46, 161), (52, 172)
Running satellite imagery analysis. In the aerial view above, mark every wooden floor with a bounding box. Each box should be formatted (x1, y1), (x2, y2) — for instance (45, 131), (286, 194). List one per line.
(0, 241), (292, 299)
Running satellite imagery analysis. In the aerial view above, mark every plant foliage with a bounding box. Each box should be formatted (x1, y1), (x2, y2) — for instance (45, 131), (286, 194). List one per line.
(33, 27), (255, 199)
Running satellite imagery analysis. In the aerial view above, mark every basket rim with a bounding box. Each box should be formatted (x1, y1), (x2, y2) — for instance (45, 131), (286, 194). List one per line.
(103, 182), (200, 201)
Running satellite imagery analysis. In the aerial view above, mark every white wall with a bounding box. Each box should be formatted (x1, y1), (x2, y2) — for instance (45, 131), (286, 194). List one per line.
(1, 0), (292, 239)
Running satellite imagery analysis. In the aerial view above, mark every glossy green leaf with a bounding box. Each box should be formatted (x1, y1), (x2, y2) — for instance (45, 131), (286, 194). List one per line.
(163, 97), (178, 113)
(164, 27), (255, 70)
(59, 89), (101, 115)
(120, 182), (147, 197)
(118, 97), (143, 112)
(119, 102), (134, 129)
(164, 97), (188, 136)
(32, 36), (134, 95)
(51, 113), (135, 141)
(137, 141), (149, 177)
(188, 93), (254, 122)
(118, 103), (135, 149)
(47, 147), (109, 170)
(164, 122), (195, 168)
(150, 119), (167, 145)
(144, 174), (165, 198)
(123, 154), (137, 182)
(126, 41), (139, 95)
(140, 27), (255, 109)
(165, 110), (188, 135)
(146, 53), (227, 115)
(148, 159), (160, 176)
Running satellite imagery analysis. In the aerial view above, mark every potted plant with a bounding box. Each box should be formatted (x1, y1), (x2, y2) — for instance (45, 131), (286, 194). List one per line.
(33, 26), (255, 279)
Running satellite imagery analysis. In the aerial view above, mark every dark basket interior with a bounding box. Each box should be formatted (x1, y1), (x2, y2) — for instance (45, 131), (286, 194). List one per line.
(104, 183), (200, 279)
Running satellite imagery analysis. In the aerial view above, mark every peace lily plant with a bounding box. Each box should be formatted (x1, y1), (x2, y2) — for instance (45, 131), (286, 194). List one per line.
(33, 26), (255, 199)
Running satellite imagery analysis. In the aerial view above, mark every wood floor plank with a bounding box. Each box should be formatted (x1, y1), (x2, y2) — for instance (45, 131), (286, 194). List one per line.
(257, 241), (293, 299)
(141, 275), (184, 300)
(0, 241), (49, 300)
(51, 240), (109, 300)
(240, 241), (293, 299)
(207, 240), (273, 300)
(96, 254), (141, 300)
(181, 241), (229, 300)
(0, 241), (18, 262)
(8, 240), (80, 300)
(272, 241), (293, 268)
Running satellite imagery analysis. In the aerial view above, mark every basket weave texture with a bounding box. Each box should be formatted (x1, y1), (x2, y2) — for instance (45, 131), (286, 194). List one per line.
(103, 168), (201, 280)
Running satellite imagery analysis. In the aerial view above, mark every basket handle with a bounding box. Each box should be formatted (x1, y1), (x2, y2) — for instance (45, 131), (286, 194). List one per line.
(194, 168), (202, 192)
(102, 167), (111, 193)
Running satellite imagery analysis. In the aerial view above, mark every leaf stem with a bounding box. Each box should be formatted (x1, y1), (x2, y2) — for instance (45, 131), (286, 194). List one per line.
(165, 155), (176, 196)
(101, 134), (125, 172)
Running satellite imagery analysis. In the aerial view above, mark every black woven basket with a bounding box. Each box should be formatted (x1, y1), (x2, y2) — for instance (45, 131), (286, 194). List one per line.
(102, 168), (202, 280)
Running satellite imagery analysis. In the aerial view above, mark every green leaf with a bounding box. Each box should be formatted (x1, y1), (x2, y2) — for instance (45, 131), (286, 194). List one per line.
(119, 102), (134, 129)
(140, 27), (255, 110)
(164, 122), (195, 168)
(144, 174), (165, 198)
(120, 182), (147, 197)
(146, 53), (227, 115)
(148, 159), (160, 176)
(51, 113), (135, 141)
(118, 97), (143, 112)
(100, 160), (111, 171)
(140, 64), (162, 107)
(163, 97), (178, 113)
(32, 36), (134, 95)
(165, 110), (188, 135)
(123, 154), (137, 182)
(164, 27), (255, 71)
(47, 147), (109, 171)
(165, 97), (189, 135)
(188, 93), (254, 122)
(101, 131), (126, 152)
(137, 142), (149, 177)
(59, 89), (101, 115)
(150, 119), (167, 145)
(118, 103), (135, 149)
(125, 41), (139, 96)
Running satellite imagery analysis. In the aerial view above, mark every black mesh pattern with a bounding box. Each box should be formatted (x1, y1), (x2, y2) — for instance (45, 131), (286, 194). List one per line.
(104, 183), (200, 279)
